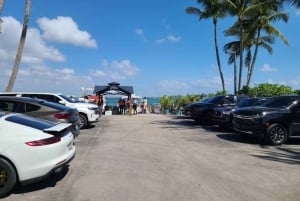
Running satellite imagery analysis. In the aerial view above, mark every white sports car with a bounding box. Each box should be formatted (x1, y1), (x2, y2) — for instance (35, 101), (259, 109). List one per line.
(0, 113), (76, 197)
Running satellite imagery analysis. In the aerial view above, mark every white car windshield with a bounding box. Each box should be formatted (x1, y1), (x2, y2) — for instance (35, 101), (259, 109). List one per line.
(59, 94), (76, 103)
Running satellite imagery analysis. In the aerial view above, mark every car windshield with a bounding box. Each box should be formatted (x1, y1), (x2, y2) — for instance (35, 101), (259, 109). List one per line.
(260, 96), (299, 108)
(58, 94), (76, 103)
(236, 98), (258, 107)
(207, 96), (225, 104)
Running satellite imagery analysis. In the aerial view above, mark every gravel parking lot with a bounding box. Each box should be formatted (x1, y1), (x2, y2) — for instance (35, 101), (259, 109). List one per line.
(3, 114), (300, 201)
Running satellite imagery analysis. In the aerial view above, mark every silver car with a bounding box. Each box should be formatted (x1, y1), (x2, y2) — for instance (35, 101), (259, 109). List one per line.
(0, 96), (80, 137)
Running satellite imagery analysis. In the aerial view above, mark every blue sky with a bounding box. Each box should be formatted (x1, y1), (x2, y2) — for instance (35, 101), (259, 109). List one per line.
(0, 1), (299, 97)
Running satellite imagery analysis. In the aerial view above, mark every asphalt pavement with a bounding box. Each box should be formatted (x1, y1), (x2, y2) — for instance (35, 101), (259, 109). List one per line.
(3, 113), (300, 201)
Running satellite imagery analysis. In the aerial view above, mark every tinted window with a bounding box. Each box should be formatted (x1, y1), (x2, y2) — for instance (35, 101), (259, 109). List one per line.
(58, 94), (75, 103)
(237, 98), (258, 107)
(22, 94), (61, 103)
(0, 100), (14, 112)
(6, 115), (54, 130)
(207, 96), (225, 104)
(25, 103), (41, 112)
(41, 101), (69, 111)
(260, 96), (299, 108)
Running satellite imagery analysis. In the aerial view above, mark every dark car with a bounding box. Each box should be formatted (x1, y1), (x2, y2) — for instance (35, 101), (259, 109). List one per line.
(0, 96), (80, 137)
(182, 97), (211, 118)
(212, 97), (269, 129)
(189, 95), (248, 124)
(232, 95), (300, 145)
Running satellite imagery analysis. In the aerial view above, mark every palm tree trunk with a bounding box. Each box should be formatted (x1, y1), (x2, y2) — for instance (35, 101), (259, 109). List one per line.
(5, 0), (31, 92)
(0, 0), (4, 13)
(213, 18), (226, 93)
(246, 28), (261, 87)
(238, 18), (244, 92)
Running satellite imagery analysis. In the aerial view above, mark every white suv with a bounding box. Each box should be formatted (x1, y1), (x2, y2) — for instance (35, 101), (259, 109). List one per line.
(0, 92), (99, 128)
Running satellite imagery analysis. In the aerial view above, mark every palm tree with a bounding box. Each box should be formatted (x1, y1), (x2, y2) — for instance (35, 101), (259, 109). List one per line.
(285, 0), (300, 7)
(223, 41), (239, 94)
(5, 0), (31, 92)
(246, 5), (288, 87)
(186, 0), (227, 93)
(225, 0), (266, 91)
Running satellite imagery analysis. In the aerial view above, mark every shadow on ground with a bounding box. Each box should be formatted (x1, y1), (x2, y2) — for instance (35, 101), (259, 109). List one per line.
(11, 165), (70, 196)
(151, 115), (300, 165)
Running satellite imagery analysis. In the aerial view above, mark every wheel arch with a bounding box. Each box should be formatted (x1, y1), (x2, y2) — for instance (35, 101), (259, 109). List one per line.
(0, 155), (20, 183)
(265, 121), (290, 136)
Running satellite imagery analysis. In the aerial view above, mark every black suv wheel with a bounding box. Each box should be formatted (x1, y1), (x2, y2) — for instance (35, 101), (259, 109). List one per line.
(266, 123), (288, 145)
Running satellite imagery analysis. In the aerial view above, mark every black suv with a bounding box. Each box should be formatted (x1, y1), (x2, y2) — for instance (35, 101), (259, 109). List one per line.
(233, 95), (300, 145)
(189, 95), (248, 124)
(212, 97), (269, 129)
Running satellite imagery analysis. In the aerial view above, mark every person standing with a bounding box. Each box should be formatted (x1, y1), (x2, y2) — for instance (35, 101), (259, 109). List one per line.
(133, 98), (138, 115)
(118, 98), (125, 114)
(96, 94), (104, 115)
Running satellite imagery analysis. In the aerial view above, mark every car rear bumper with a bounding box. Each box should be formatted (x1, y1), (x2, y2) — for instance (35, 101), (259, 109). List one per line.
(20, 152), (76, 186)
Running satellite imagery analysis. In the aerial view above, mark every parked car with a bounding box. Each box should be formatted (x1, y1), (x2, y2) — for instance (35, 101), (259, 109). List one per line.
(232, 95), (300, 145)
(0, 113), (76, 197)
(181, 97), (211, 118)
(189, 95), (248, 124)
(0, 96), (80, 137)
(0, 92), (99, 128)
(212, 97), (269, 129)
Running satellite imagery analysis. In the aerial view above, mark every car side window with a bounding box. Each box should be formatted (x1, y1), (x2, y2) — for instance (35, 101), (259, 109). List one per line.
(25, 103), (40, 112)
(0, 100), (15, 112)
(223, 97), (234, 105)
(0, 101), (9, 111)
(12, 102), (26, 113)
(292, 103), (300, 113)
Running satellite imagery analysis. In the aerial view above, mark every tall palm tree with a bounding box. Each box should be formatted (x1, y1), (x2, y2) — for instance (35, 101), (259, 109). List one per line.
(246, 6), (288, 87)
(223, 41), (239, 94)
(225, 0), (265, 91)
(186, 0), (227, 93)
(5, 0), (31, 92)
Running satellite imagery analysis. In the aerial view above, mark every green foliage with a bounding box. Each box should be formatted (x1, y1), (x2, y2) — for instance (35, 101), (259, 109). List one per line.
(293, 89), (300, 95)
(159, 95), (173, 111)
(249, 83), (293, 97)
(239, 86), (251, 95)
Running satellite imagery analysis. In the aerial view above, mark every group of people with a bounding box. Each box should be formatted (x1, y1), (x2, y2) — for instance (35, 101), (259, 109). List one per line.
(82, 94), (147, 115)
(117, 97), (138, 115)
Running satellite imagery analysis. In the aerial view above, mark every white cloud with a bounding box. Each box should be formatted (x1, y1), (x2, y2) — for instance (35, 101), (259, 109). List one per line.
(92, 59), (140, 81)
(0, 16), (65, 64)
(296, 9), (300, 16)
(260, 64), (277, 72)
(0, 63), (92, 95)
(135, 28), (144, 35)
(155, 38), (166, 44)
(134, 28), (148, 42)
(155, 34), (181, 44)
(161, 19), (171, 30)
(167, 34), (181, 43)
(37, 16), (97, 48)
(160, 80), (188, 90)
(111, 60), (139, 76)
